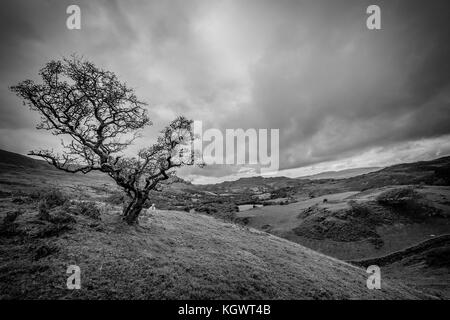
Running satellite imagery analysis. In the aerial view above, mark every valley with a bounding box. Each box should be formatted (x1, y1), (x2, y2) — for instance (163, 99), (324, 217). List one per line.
(1, 149), (449, 299)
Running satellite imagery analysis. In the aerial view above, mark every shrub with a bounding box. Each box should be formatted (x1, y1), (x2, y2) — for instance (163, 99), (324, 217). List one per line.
(38, 200), (50, 221)
(49, 208), (76, 224)
(196, 205), (218, 214)
(235, 217), (250, 225)
(35, 224), (72, 238)
(11, 196), (27, 204)
(33, 244), (59, 260)
(3, 210), (22, 224)
(72, 202), (102, 220)
(34, 188), (69, 208)
(347, 201), (371, 218)
(0, 210), (24, 238)
(376, 187), (419, 206)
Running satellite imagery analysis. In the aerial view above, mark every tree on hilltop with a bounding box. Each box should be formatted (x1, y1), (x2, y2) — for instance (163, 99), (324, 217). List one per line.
(11, 56), (199, 224)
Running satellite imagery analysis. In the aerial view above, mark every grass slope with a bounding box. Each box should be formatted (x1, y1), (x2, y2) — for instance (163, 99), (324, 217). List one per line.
(349, 234), (450, 267)
(349, 235), (450, 299)
(0, 202), (427, 300)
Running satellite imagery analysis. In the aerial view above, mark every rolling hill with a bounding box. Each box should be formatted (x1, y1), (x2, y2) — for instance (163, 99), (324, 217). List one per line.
(1, 148), (449, 299)
(297, 167), (382, 180)
(349, 235), (450, 299)
(236, 185), (450, 258)
(0, 149), (54, 170)
(342, 156), (450, 190)
(0, 200), (427, 299)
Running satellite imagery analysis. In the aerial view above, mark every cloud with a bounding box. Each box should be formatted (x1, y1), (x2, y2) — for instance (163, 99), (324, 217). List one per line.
(0, 0), (449, 183)
(233, 0), (450, 170)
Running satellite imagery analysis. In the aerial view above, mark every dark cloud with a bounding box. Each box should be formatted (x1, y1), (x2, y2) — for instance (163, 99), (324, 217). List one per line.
(0, 0), (449, 182)
(230, 0), (450, 170)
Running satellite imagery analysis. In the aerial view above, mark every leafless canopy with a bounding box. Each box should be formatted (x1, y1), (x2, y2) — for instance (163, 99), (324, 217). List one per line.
(11, 56), (198, 222)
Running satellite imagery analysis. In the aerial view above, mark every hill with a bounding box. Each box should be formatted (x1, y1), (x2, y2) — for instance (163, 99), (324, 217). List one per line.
(0, 149), (117, 199)
(0, 148), (448, 299)
(342, 156), (450, 190)
(196, 156), (450, 201)
(298, 167), (382, 180)
(349, 234), (450, 268)
(236, 185), (450, 258)
(349, 235), (450, 299)
(0, 197), (427, 299)
(2, 149), (449, 195)
(0, 149), (53, 171)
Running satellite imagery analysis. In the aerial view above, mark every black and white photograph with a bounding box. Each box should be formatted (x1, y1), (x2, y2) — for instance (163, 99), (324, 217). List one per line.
(0, 0), (450, 307)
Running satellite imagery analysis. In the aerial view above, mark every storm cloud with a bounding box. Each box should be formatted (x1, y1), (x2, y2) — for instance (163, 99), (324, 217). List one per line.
(0, 0), (449, 183)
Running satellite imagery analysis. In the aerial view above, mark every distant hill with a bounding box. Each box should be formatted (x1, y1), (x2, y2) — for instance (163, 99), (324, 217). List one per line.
(342, 156), (450, 190)
(200, 156), (450, 196)
(0, 149), (53, 170)
(297, 167), (382, 180)
(1, 148), (449, 191)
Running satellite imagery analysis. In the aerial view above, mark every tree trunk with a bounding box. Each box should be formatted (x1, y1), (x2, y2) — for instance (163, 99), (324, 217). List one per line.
(123, 194), (145, 225)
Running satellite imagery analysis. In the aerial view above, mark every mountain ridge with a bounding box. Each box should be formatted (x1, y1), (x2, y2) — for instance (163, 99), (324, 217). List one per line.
(1, 148), (449, 187)
(297, 167), (382, 180)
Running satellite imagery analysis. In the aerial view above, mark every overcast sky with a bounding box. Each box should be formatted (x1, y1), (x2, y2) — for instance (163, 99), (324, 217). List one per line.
(1, 0), (449, 183)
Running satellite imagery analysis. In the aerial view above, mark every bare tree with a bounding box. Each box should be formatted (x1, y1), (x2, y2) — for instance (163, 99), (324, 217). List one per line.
(11, 56), (199, 224)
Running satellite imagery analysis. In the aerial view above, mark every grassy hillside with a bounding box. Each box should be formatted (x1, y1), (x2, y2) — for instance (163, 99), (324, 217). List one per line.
(0, 196), (427, 299)
(0, 149), (51, 170)
(0, 149), (117, 199)
(1, 149), (449, 299)
(349, 235), (450, 299)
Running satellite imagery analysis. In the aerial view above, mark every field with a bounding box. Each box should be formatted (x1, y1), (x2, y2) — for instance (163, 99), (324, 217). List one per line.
(236, 186), (450, 260)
